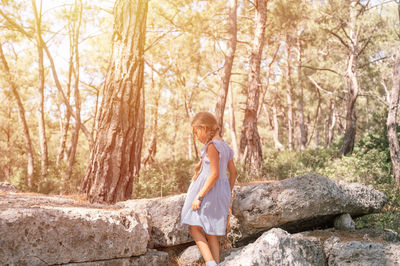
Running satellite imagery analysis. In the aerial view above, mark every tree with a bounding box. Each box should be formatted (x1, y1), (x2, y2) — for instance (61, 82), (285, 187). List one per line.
(81, 0), (148, 204)
(65, 0), (83, 183)
(0, 43), (35, 188)
(32, 0), (48, 179)
(214, 0), (237, 134)
(387, 2), (400, 188)
(240, 0), (268, 176)
(387, 45), (400, 188)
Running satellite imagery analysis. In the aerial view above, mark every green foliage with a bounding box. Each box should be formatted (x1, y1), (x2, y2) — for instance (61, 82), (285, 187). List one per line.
(132, 159), (195, 199)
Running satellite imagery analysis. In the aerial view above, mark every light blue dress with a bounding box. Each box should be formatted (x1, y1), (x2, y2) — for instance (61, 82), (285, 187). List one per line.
(180, 139), (234, 235)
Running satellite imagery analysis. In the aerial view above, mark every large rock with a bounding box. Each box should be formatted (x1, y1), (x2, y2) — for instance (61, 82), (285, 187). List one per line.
(119, 194), (192, 248)
(229, 173), (387, 244)
(65, 249), (169, 266)
(324, 236), (400, 265)
(221, 228), (325, 265)
(0, 193), (149, 265)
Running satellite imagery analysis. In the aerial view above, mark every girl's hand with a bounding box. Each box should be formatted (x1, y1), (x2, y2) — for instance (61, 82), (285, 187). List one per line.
(192, 197), (202, 210)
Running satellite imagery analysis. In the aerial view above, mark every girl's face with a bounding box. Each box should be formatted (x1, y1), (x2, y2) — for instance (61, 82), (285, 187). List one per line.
(193, 125), (209, 144)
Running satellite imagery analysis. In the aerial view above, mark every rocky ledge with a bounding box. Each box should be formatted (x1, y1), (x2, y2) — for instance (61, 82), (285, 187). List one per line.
(0, 173), (392, 265)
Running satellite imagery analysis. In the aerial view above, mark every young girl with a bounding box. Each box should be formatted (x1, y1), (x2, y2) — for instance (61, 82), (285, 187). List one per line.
(180, 112), (237, 266)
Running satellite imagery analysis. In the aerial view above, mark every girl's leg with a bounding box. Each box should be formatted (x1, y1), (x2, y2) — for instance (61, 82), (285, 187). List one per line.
(205, 233), (220, 263)
(189, 226), (215, 262)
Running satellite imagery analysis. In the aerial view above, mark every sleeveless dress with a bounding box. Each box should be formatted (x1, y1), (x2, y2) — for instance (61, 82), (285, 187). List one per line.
(180, 139), (234, 235)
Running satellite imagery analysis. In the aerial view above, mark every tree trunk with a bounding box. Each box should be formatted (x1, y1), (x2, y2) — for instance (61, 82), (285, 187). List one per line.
(0, 44), (35, 188)
(387, 45), (400, 188)
(66, 0), (83, 182)
(327, 97), (336, 147)
(296, 30), (307, 150)
(239, 0), (267, 176)
(285, 32), (294, 151)
(214, 0), (237, 134)
(56, 20), (74, 165)
(341, 0), (359, 156)
(32, 0), (48, 181)
(143, 72), (159, 167)
(228, 82), (239, 160)
(81, 0), (148, 204)
(272, 96), (284, 151)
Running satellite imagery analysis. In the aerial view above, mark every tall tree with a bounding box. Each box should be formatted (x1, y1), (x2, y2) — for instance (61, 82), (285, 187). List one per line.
(81, 0), (148, 203)
(65, 0), (83, 183)
(214, 0), (237, 134)
(341, 0), (360, 156)
(0, 43), (35, 188)
(240, 0), (268, 175)
(32, 0), (48, 179)
(387, 3), (400, 188)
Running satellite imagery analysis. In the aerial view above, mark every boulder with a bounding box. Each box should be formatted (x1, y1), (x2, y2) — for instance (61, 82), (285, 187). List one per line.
(178, 245), (203, 266)
(230, 173), (387, 244)
(65, 249), (169, 266)
(220, 228), (325, 266)
(0, 182), (20, 193)
(333, 213), (355, 230)
(119, 194), (192, 248)
(324, 236), (400, 265)
(0, 193), (149, 265)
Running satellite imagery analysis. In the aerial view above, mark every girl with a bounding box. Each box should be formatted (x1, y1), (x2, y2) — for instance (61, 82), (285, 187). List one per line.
(180, 112), (237, 266)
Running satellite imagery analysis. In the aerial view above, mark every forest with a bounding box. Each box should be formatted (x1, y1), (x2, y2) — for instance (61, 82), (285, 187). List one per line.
(0, 0), (399, 231)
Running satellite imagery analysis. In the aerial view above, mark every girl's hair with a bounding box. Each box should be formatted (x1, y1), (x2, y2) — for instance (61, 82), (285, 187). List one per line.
(191, 111), (220, 143)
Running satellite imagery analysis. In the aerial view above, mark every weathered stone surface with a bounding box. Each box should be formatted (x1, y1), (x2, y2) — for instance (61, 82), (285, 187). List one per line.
(178, 245), (203, 266)
(65, 249), (169, 266)
(221, 228), (326, 266)
(333, 213), (355, 230)
(324, 237), (400, 265)
(0, 194), (149, 265)
(119, 194), (192, 248)
(230, 173), (387, 243)
(0, 182), (20, 193)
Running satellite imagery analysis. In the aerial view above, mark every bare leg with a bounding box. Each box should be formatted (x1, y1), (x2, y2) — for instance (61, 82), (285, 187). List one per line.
(189, 226), (215, 262)
(205, 233), (220, 263)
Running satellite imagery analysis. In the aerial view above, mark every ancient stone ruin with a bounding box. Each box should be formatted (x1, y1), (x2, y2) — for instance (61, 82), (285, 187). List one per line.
(1, 173), (399, 265)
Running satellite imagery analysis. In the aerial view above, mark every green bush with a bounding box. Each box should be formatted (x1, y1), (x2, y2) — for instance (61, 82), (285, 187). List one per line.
(132, 159), (195, 199)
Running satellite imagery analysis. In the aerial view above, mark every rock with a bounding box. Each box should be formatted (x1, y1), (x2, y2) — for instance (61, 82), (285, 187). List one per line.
(296, 228), (400, 265)
(0, 193), (149, 265)
(230, 173), (387, 244)
(220, 228), (326, 266)
(65, 249), (169, 266)
(178, 245), (203, 266)
(0, 182), (20, 193)
(333, 213), (355, 230)
(119, 194), (192, 248)
(325, 239), (400, 265)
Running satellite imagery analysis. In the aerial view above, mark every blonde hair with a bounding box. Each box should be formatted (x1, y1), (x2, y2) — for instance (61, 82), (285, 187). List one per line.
(192, 111), (220, 143)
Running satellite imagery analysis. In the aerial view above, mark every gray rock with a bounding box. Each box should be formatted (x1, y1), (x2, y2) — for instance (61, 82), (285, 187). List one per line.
(0, 194), (149, 265)
(0, 182), (20, 193)
(119, 194), (192, 248)
(230, 173), (387, 243)
(65, 249), (169, 266)
(326, 240), (400, 265)
(297, 229), (400, 265)
(178, 245), (203, 266)
(333, 213), (355, 230)
(220, 228), (326, 266)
